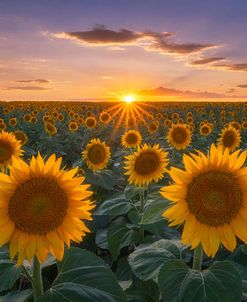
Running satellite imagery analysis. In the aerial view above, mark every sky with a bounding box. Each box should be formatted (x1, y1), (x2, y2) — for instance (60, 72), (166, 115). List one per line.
(0, 0), (247, 102)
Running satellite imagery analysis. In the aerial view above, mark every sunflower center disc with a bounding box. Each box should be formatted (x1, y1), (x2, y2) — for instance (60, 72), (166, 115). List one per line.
(0, 140), (13, 163)
(134, 151), (159, 175)
(171, 128), (187, 144)
(88, 144), (106, 164)
(223, 131), (235, 147)
(8, 178), (68, 235)
(202, 126), (209, 134)
(186, 171), (242, 226)
(126, 133), (138, 144)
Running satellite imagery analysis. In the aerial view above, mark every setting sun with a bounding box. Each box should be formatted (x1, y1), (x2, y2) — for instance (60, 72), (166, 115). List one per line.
(123, 95), (135, 103)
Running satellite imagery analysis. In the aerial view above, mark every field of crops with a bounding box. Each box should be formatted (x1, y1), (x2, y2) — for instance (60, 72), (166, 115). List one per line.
(1, 100), (247, 301)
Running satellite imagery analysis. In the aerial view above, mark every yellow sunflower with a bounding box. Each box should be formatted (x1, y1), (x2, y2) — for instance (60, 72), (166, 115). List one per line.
(121, 130), (142, 148)
(166, 123), (191, 150)
(0, 131), (23, 170)
(0, 153), (94, 266)
(161, 144), (247, 257)
(124, 144), (168, 186)
(44, 122), (57, 135)
(200, 124), (212, 137)
(82, 138), (111, 171)
(85, 117), (97, 129)
(68, 121), (79, 132)
(14, 130), (28, 145)
(218, 125), (240, 151)
(99, 112), (111, 125)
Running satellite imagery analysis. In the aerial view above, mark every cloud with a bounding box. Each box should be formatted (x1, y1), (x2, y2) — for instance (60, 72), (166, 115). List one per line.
(15, 79), (50, 84)
(190, 57), (225, 65)
(51, 25), (217, 55)
(138, 86), (246, 99)
(237, 84), (247, 88)
(5, 86), (49, 91)
(211, 63), (247, 72)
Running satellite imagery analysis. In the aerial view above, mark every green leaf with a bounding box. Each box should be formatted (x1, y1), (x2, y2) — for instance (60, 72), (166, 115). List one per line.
(141, 199), (168, 224)
(126, 279), (159, 302)
(96, 194), (133, 216)
(124, 185), (143, 200)
(0, 289), (32, 302)
(107, 223), (139, 260)
(38, 248), (126, 302)
(128, 239), (180, 281)
(0, 246), (23, 293)
(158, 259), (242, 302)
(85, 169), (115, 190)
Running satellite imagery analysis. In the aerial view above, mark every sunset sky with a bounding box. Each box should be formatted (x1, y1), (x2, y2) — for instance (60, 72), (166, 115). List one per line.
(1, 0), (247, 102)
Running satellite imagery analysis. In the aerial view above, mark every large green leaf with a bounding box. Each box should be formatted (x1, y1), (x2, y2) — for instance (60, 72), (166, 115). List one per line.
(96, 194), (133, 216)
(158, 259), (242, 302)
(0, 246), (23, 293)
(128, 239), (180, 281)
(141, 199), (168, 225)
(38, 248), (126, 302)
(126, 279), (160, 302)
(0, 289), (32, 302)
(107, 222), (139, 260)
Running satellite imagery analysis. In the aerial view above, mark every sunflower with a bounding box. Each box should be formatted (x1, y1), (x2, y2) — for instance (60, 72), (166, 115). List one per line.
(14, 130), (28, 145)
(82, 138), (111, 171)
(166, 123), (191, 150)
(161, 144), (247, 257)
(124, 144), (168, 186)
(121, 130), (142, 148)
(9, 118), (17, 127)
(200, 123), (212, 137)
(68, 121), (79, 132)
(23, 114), (31, 122)
(218, 125), (240, 151)
(0, 131), (23, 170)
(148, 122), (158, 133)
(0, 154), (94, 265)
(85, 117), (96, 129)
(99, 112), (111, 125)
(44, 122), (57, 135)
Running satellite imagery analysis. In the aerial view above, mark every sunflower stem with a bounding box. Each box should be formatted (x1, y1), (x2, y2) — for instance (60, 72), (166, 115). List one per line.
(193, 244), (203, 271)
(32, 256), (44, 301)
(139, 187), (146, 244)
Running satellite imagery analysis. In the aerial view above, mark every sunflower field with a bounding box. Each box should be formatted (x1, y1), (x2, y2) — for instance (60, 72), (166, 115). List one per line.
(1, 100), (247, 301)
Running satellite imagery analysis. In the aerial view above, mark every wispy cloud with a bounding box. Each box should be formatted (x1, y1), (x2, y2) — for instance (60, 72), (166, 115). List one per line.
(237, 84), (247, 88)
(190, 57), (225, 65)
(4, 86), (49, 91)
(50, 25), (217, 56)
(15, 79), (50, 84)
(138, 86), (246, 99)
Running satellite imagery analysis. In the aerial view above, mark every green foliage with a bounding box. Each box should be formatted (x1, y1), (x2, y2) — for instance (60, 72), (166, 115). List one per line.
(0, 247), (23, 294)
(38, 248), (126, 302)
(158, 259), (242, 302)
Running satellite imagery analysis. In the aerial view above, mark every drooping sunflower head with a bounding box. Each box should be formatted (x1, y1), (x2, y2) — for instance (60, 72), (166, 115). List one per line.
(161, 144), (247, 257)
(82, 138), (111, 171)
(166, 123), (192, 150)
(44, 122), (57, 136)
(124, 144), (169, 186)
(121, 130), (142, 148)
(218, 125), (240, 151)
(0, 153), (94, 265)
(0, 131), (23, 169)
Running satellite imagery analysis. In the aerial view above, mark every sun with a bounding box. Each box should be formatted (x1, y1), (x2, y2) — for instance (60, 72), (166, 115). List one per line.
(123, 95), (135, 103)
